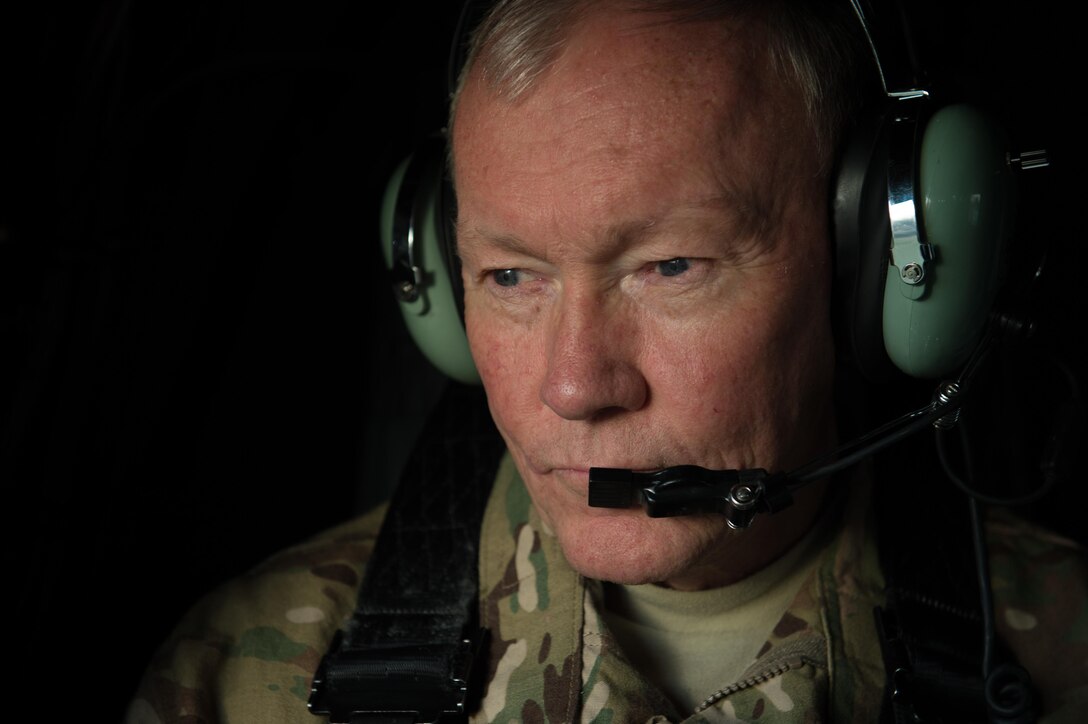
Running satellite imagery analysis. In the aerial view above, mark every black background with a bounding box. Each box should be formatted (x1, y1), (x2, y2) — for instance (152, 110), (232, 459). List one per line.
(1, 1), (1081, 720)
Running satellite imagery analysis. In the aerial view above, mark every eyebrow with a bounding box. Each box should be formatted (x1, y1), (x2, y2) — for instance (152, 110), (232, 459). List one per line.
(455, 192), (771, 261)
(454, 225), (536, 257)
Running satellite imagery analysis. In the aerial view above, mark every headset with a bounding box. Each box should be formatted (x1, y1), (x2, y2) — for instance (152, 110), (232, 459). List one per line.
(378, 0), (1033, 388)
(378, 0), (484, 385)
(373, 0), (1071, 525)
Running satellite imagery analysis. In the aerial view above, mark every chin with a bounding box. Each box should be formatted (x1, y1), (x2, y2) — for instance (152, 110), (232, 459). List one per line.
(549, 510), (728, 587)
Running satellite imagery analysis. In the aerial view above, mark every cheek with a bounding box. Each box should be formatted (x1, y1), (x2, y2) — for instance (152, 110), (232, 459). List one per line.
(645, 323), (758, 441)
(465, 304), (542, 427)
(642, 276), (835, 454)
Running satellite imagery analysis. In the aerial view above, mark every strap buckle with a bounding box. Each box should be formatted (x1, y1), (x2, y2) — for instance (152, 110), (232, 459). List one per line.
(309, 628), (488, 724)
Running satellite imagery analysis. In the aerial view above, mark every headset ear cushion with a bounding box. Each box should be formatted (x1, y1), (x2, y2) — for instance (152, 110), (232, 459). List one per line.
(380, 139), (480, 385)
(832, 107), (898, 384)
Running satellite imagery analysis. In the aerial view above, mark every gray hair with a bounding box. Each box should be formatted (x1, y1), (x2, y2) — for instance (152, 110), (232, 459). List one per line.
(449, 0), (871, 169)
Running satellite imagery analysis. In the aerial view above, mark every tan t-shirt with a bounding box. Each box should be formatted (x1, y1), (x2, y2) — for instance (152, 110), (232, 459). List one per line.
(600, 519), (826, 711)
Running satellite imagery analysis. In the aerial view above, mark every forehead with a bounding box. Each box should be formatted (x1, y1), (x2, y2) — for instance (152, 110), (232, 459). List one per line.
(451, 9), (818, 245)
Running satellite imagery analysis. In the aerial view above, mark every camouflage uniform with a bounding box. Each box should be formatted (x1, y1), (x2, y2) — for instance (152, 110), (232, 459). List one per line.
(127, 453), (1087, 723)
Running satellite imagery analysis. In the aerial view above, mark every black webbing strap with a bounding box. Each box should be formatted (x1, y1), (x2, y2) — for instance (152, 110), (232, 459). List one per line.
(872, 434), (1036, 724)
(309, 382), (505, 724)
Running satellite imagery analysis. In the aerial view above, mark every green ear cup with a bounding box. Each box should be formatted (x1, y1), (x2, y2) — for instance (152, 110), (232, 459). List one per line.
(381, 152), (480, 385)
(882, 104), (1015, 378)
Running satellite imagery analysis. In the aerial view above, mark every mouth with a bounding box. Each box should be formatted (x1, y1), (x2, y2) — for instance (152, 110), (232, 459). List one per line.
(548, 464), (664, 475)
(545, 465), (663, 496)
(547, 467), (590, 487)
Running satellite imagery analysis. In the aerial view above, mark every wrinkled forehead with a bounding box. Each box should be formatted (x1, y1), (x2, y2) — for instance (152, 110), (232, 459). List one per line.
(452, 8), (787, 149)
(451, 9), (821, 240)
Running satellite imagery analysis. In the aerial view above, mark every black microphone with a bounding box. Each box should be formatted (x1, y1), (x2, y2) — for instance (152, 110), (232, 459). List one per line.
(588, 465), (793, 529)
(588, 379), (967, 528)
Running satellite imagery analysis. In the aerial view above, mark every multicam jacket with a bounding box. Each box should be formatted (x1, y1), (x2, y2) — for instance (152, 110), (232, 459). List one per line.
(127, 453), (1088, 723)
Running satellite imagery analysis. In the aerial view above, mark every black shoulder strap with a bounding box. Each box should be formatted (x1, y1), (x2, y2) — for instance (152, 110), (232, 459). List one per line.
(872, 432), (1037, 724)
(309, 382), (505, 724)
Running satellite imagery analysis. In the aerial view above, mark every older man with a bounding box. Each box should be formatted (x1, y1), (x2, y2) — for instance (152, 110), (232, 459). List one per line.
(127, 1), (1086, 722)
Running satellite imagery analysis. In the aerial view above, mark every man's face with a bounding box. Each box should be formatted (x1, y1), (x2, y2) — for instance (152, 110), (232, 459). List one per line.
(453, 10), (838, 589)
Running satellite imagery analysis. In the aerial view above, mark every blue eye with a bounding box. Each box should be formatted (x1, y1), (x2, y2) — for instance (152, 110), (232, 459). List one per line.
(656, 258), (690, 277)
(493, 269), (521, 287)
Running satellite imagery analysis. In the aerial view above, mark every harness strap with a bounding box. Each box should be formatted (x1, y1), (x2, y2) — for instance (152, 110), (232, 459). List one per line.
(309, 383), (505, 724)
(872, 434), (1037, 724)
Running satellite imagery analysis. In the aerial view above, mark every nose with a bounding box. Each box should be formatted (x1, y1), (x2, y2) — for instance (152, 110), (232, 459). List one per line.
(539, 293), (648, 420)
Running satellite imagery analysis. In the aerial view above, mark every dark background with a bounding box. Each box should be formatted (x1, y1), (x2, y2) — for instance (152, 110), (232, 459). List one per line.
(0, 1), (1081, 720)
